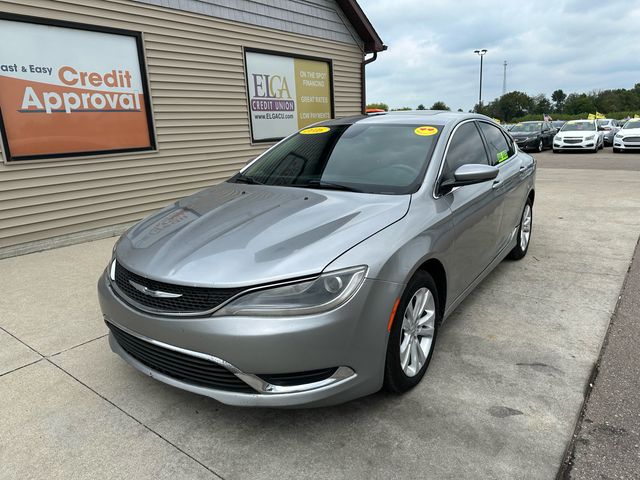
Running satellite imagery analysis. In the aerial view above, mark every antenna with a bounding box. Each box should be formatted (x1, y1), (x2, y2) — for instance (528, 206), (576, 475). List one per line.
(502, 61), (507, 96)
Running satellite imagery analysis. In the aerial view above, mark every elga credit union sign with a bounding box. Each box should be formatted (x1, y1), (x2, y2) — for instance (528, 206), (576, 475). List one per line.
(245, 50), (333, 142)
(0, 15), (155, 161)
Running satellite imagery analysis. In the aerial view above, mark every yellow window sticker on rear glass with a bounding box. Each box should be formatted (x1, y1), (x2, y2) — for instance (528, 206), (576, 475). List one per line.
(300, 126), (330, 135)
(414, 126), (438, 136)
(497, 150), (509, 163)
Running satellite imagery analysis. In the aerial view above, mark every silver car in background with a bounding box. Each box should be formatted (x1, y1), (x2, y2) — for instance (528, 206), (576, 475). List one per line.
(597, 119), (620, 146)
(98, 112), (536, 407)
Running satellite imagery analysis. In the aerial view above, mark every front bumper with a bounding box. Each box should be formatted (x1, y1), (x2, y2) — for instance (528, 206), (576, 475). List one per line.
(553, 137), (597, 150)
(514, 137), (539, 150)
(613, 138), (640, 150)
(98, 272), (402, 407)
(603, 132), (616, 145)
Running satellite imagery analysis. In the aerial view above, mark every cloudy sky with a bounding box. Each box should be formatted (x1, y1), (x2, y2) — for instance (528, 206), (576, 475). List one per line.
(361, 0), (640, 111)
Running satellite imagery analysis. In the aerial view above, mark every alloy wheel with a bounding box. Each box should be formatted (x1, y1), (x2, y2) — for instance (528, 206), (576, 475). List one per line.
(399, 287), (436, 377)
(520, 204), (532, 251)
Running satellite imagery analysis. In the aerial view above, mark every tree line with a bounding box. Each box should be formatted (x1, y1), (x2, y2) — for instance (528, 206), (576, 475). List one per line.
(367, 83), (640, 121)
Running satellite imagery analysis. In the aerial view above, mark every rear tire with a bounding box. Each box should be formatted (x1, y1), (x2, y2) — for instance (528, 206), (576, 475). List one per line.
(507, 198), (533, 260)
(383, 271), (439, 394)
(537, 140), (543, 152)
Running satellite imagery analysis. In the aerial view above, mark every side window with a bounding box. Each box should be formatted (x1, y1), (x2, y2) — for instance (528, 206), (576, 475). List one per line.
(442, 122), (489, 180)
(478, 122), (511, 165)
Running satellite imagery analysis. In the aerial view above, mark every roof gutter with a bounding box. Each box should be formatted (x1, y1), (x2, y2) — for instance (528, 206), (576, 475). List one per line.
(336, 0), (385, 54)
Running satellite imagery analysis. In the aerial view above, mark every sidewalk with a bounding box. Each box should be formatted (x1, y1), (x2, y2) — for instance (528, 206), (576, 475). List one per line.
(562, 237), (640, 479)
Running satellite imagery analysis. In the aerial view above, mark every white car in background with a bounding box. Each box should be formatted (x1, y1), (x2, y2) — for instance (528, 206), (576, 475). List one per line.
(613, 119), (640, 153)
(553, 120), (603, 153)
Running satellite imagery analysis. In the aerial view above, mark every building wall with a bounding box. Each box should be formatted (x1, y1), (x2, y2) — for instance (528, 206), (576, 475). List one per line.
(0, 0), (365, 256)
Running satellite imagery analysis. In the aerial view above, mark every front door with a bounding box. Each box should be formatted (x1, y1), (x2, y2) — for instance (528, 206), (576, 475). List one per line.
(437, 121), (503, 300)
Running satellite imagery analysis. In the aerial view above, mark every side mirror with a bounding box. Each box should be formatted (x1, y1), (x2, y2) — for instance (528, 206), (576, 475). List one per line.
(597, 126), (605, 131)
(439, 164), (499, 194)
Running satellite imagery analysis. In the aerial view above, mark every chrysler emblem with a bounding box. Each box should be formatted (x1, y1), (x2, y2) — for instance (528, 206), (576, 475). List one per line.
(128, 280), (182, 298)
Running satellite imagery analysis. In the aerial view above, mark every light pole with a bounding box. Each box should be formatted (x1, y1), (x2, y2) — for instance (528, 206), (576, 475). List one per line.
(473, 49), (487, 111)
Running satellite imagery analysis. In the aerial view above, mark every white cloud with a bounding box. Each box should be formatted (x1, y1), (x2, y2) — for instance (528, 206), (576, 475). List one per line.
(361, 0), (640, 110)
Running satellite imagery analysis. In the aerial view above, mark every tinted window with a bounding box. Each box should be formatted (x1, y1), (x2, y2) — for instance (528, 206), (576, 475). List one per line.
(478, 122), (512, 165)
(233, 123), (441, 194)
(442, 122), (488, 180)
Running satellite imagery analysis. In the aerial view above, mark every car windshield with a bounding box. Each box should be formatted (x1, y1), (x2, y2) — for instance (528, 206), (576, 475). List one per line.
(623, 120), (640, 129)
(552, 121), (565, 128)
(597, 119), (611, 126)
(230, 123), (441, 194)
(510, 122), (542, 133)
(560, 121), (596, 132)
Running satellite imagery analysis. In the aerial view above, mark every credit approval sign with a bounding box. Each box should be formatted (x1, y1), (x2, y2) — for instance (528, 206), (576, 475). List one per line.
(245, 49), (333, 142)
(0, 15), (155, 161)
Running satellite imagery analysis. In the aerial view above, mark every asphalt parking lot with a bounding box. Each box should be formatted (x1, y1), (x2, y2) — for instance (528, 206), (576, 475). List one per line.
(1, 148), (639, 479)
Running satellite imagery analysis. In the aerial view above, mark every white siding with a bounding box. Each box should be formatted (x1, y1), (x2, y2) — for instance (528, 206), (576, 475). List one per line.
(0, 0), (364, 255)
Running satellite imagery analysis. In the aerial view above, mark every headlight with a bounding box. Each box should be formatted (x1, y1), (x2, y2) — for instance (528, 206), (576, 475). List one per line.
(615, 133), (624, 138)
(214, 266), (367, 316)
(585, 135), (595, 140)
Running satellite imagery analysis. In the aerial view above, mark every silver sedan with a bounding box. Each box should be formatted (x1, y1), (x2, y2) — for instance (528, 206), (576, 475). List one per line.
(98, 112), (536, 407)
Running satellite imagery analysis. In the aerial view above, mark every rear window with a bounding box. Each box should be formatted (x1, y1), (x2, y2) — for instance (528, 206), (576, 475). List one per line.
(232, 123), (442, 194)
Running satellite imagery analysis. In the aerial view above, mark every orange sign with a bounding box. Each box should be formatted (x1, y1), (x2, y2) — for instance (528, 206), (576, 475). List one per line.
(0, 17), (155, 161)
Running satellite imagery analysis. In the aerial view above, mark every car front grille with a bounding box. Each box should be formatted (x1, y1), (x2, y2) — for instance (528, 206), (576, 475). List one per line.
(113, 261), (243, 315)
(623, 136), (640, 143)
(564, 138), (582, 144)
(107, 322), (255, 393)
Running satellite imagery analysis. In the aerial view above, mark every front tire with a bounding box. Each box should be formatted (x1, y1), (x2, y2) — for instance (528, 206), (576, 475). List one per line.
(613, 147), (620, 153)
(383, 271), (439, 394)
(507, 199), (533, 260)
(553, 148), (560, 153)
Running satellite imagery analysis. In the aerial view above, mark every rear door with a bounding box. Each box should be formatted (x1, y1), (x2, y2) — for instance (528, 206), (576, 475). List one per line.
(436, 120), (502, 299)
(477, 121), (525, 252)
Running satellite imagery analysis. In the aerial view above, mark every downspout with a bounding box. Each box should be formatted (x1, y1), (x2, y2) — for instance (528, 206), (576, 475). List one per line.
(361, 49), (383, 114)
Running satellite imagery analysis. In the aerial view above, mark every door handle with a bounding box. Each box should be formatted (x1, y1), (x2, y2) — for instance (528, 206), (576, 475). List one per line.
(492, 179), (502, 189)
(519, 165), (526, 172)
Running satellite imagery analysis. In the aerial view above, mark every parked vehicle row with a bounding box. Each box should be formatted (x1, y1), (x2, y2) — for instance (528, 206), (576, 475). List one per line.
(506, 118), (640, 154)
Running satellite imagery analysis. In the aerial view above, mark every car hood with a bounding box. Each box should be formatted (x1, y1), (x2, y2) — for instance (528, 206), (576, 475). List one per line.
(115, 182), (410, 287)
(619, 128), (640, 135)
(557, 131), (597, 138)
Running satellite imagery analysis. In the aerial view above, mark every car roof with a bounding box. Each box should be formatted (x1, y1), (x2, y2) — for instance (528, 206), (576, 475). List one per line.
(320, 110), (491, 127)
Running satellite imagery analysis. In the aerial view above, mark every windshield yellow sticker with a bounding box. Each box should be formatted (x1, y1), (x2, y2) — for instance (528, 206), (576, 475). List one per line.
(300, 126), (330, 135)
(497, 150), (509, 163)
(415, 126), (438, 136)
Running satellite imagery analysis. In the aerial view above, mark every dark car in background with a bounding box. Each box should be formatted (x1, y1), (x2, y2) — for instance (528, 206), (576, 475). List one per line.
(597, 119), (620, 146)
(552, 120), (566, 134)
(510, 121), (555, 152)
